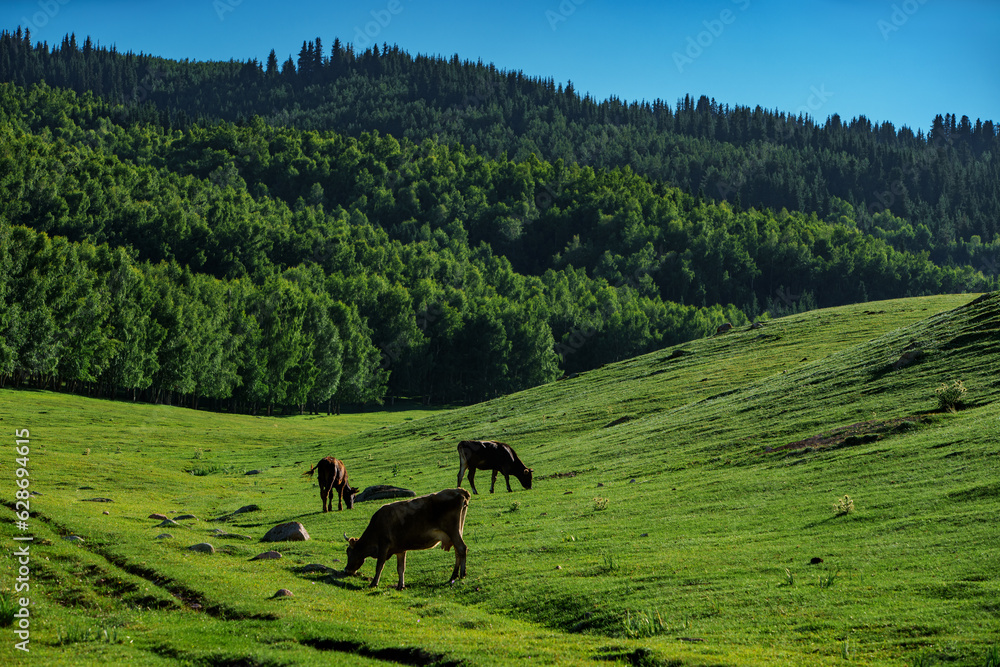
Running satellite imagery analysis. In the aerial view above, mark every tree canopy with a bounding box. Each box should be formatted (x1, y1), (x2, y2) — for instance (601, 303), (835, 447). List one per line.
(0, 29), (996, 412)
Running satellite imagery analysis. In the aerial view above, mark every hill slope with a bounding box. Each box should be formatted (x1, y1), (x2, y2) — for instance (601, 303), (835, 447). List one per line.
(2, 293), (998, 666)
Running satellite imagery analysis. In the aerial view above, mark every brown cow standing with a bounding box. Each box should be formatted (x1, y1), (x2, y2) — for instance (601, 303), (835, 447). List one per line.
(344, 488), (470, 589)
(456, 440), (533, 494)
(302, 457), (359, 512)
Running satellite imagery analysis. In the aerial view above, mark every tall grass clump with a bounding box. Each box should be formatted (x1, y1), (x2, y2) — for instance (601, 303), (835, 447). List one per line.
(936, 379), (967, 412)
(834, 494), (854, 516)
(622, 610), (668, 639)
(0, 592), (16, 627)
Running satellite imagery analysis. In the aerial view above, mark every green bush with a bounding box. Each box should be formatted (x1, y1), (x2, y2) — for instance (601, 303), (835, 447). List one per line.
(936, 379), (967, 412)
(834, 494), (854, 516)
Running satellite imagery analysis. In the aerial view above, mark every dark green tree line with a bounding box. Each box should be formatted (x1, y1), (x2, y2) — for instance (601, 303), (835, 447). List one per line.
(1, 80), (994, 411)
(2, 27), (997, 272)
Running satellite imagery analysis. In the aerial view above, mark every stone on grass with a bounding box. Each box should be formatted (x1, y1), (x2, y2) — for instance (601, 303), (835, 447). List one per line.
(354, 485), (416, 503)
(209, 504), (262, 523)
(250, 551), (282, 561)
(149, 513), (169, 520)
(261, 522), (310, 543)
(270, 589), (293, 599)
(155, 533), (173, 540)
(188, 543), (215, 554)
(892, 348), (923, 370)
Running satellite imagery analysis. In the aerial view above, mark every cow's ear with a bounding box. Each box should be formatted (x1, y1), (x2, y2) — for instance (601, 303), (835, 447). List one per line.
(526, 468), (534, 473)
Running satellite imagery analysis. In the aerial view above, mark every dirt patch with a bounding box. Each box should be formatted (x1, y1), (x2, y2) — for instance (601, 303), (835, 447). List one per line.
(774, 417), (923, 452)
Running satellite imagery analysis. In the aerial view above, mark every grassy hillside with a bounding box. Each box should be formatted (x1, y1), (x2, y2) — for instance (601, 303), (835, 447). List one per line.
(2, 293), (999, 666)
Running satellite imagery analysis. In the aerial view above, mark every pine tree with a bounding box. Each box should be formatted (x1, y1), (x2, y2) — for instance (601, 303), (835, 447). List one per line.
(313, 36), (323, 73)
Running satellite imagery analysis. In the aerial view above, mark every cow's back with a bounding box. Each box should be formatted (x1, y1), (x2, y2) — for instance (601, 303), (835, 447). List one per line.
(368, 488), (470, 543)
(458, 440), (516, 468)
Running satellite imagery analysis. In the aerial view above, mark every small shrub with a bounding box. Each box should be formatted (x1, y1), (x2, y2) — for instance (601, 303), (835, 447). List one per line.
(0, 592), (15, 627)
(819, 569), (840, 589)
(593, 497), (609, 511)
(936, 379), (967, 412)
(622, 609), (668, 638)
(782, 568), (795, 587)
(834, 494), (854, 516)
(193, 449), (204, 460)
(508, 501), (521, 513)
(986, 645), (1000, 667)
(601, 552), (618, 572)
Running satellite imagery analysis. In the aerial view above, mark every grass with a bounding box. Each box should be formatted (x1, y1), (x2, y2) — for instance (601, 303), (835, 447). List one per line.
(1, 293), (999, 665)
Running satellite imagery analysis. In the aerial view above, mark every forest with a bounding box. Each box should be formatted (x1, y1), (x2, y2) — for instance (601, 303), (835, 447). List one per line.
(0, 27), (997, 412)
(2, 27), (998, 266)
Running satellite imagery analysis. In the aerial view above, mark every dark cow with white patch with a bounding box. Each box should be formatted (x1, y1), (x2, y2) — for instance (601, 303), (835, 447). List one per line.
(302, 457), (359, 512)
(344, 488), (470, 589)
(456, 440), (533, 494)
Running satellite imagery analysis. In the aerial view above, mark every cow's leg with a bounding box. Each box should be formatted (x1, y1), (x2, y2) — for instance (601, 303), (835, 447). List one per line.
(371, 556), (387, 588)
(450, 536), (468, 583)
(467, 468), (478, 495)
(321, 488), (329, 513)
(336, 484), (344, 511)
(504, 473), (513, 492)
(457, 458), (467, 488)
(396, 552), (407, 590)
(490, 469), (499, 493)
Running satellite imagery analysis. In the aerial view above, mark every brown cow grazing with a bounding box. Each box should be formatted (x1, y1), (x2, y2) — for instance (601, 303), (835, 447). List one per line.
(456, 440), (533, 494)
(344, 488), (470, 590)
(302, 457), (359, 512)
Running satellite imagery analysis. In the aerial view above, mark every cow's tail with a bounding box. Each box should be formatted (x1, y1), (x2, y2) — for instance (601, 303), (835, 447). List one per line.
(302, 464), (317, 478)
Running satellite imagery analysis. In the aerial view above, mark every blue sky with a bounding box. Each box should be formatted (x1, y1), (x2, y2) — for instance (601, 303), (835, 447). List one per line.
(4, 0), (997, 132)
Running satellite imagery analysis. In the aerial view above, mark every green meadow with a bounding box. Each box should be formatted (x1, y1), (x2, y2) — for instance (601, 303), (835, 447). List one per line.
(2, 293), (999, 666)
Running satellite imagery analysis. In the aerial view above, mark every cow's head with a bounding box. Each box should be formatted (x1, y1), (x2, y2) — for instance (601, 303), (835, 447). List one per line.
(518, 468), (534, 490)
(343, 533), (366, 574)
(344, 486), (360, 510)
